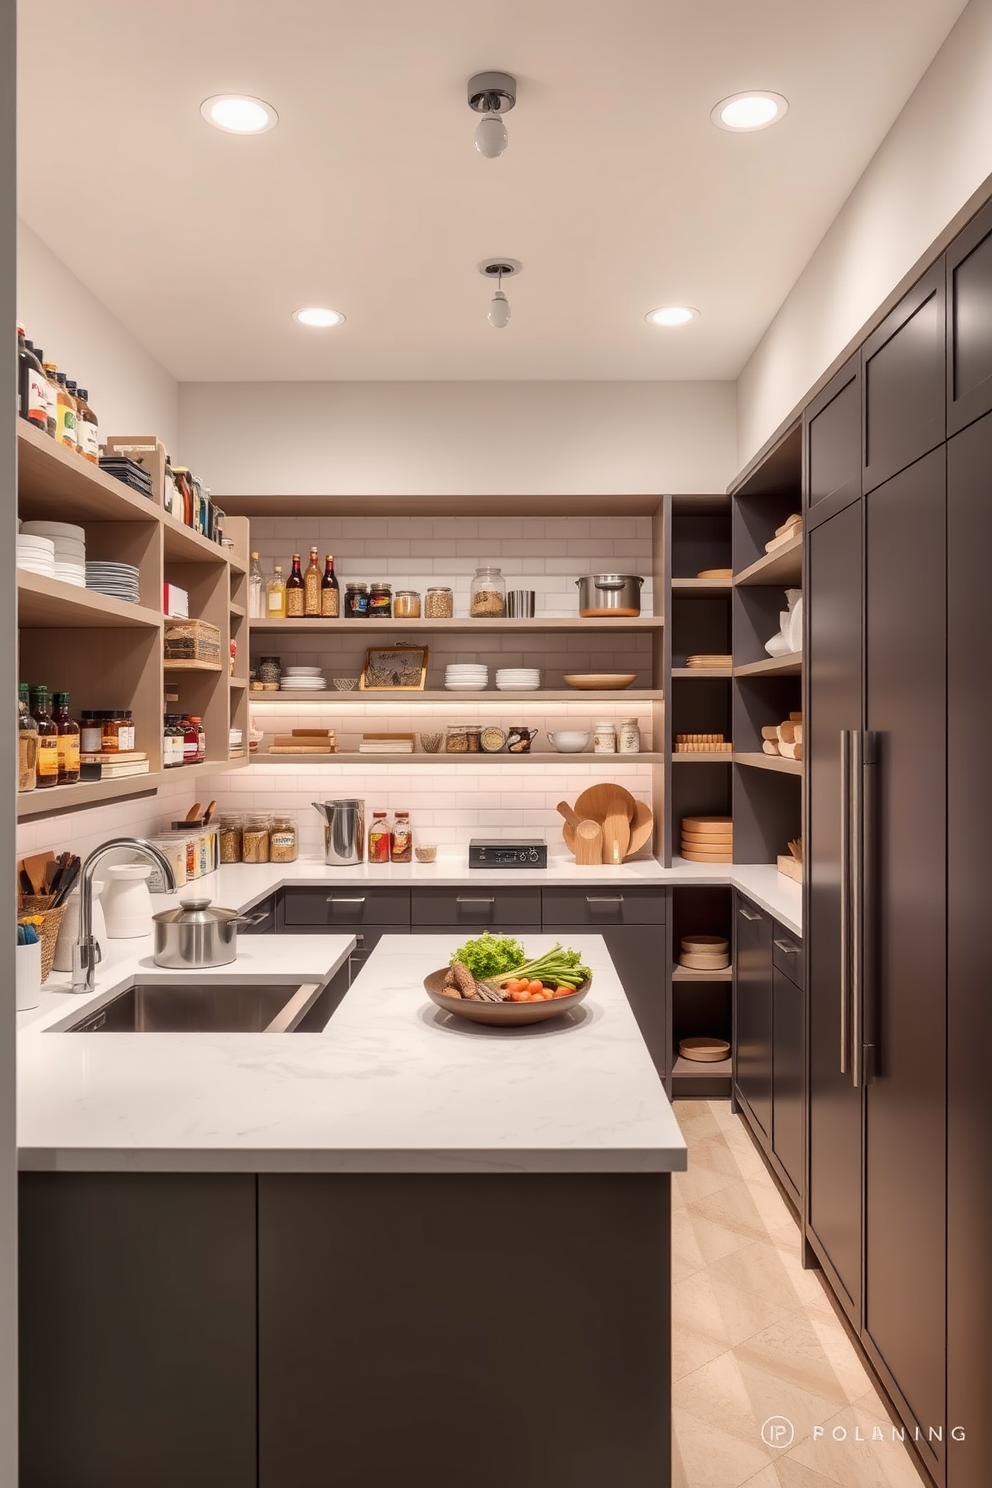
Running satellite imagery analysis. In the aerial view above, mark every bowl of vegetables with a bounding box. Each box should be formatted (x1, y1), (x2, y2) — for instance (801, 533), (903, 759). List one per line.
(424, 934), (592, 1026)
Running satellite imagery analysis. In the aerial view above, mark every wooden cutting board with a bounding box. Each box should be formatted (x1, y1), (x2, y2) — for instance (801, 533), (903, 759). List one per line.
(602, 801), (631, 865)
(681, 816), (733, 834)
(574, 820), (603, 865)
(682, 830), (733, 846)
(573, 782), (636, 824)
(681, 847), (733, 863)
(625, 800), (654, 858)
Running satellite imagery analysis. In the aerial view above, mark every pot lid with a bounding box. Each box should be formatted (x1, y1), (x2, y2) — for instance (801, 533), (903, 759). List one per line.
(573, 573), (644, 583)
(152, 897), (240, 926)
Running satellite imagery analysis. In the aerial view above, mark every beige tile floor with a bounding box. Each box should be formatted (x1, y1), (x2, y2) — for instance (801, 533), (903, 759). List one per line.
(671, 1100), (927, 1488)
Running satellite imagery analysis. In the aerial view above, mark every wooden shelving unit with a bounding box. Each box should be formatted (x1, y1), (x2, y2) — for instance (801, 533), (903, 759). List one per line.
(16, 572), (161, 630)
(248, 614), (666, 635)
(734, 653), (802, 678)
(247, 688), (663, 705)
(733, 535), (802, 587)
(671, 965), (733, 982)
(734, 751), (802, 776)
(252, 751), (666, 766)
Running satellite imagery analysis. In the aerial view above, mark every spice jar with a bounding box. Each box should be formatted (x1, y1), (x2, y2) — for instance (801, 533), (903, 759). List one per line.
(470, 566), (506, 617)
(218, 816), (244, 864)
(368, 582), (393, 618)
(242, 814), (271, 864)
(446, 724), (470, 754)
(101, 710), (126, 753)
(593, 720), (617, 754)
(345, 583), (369, 617)
(80, 710), (101, 754)
(425, 586), (453, 619)
(368, 811), (391, 864)
(391, 811), (412, 863)
(393, 590), (421, 619)
(269, 813), (299, 863)
(259, 656), (282, 686)
(618, 717), (641, 754)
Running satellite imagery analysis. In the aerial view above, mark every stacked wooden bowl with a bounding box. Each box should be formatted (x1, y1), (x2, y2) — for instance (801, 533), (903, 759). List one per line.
(557, 783), (654, 865)
(679, 934), (730, 971)
(680, 816), (733, 863)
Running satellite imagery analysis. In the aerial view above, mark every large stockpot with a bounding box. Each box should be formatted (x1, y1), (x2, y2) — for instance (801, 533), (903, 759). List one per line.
(152, 897), (244, 969)
(575, 574), (644, 617)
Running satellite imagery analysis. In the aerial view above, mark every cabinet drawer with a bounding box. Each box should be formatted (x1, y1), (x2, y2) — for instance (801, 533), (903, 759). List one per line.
(240, 895), (277, 935)
(772, 924), (804, 990)
(411, 887), (540, 928)
(542, 887), (665, 927)
(282, 887), (411, 928)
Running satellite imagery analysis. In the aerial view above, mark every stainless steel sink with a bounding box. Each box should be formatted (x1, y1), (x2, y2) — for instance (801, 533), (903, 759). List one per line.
(64, 980), (324, 1034)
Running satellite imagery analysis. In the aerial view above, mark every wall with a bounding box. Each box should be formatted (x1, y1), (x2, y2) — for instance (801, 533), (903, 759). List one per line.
(737, 0), (992, 467)
(179, 380), (737, 498)
(17, 219), (180, 454)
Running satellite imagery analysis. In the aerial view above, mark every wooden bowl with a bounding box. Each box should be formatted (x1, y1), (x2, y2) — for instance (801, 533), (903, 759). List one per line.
(681, 935), (729, 954)
(563, 673), (637, 690)
(679, 952), (731, 970)
(423, 969), (592, 1026)
(679, 1036), (730, 1063)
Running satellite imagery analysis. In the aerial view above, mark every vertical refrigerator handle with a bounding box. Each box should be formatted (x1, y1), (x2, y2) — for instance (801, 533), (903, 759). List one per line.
(839, 731), (852, 1077)
(859, 732), (879, 1086)
(851, 730), (865, 1089)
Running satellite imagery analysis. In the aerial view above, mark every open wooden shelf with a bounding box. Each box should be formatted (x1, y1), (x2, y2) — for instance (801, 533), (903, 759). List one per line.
(229, 601), (246, 618)
(17, 572), (163, 630)
(734, 535), (802, 588)
(16, 774), (158, 820)
(230, 677), (248, 690)
(252, 750), (666, 766)
(672, 965), (733, 982)
(16, 421), (158, 523)
(163, 660), (224, 673)
(671, 666), (732, 679)
(248, 615), (665, 635)
(671, 577), (733, 595)
(246, 688), (662, 705)
(162, 518), (229, 564)
(671, 1055), (732, 1078)
(734, 751), (803, 776)
(734, 653), (803, 677)
(671, 752), (733, 763)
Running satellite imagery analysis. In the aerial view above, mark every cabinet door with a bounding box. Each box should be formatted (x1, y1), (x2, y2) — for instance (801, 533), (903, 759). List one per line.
(862, 263), (945, 493)
(771, 966), (803, 1199)
(864, 447), (946, 1472)
(542, 887), (666, 926)
(411, 886), (541, 928)
(946, 412), (992, 1487)
(543, 924), (668, 1079)
(282, 886), (411, 928)
(947, 197), (992, 436)
(806, 496), (863, 1323)
(734, 898), (772, 1137)
(805, 353), (861, 525)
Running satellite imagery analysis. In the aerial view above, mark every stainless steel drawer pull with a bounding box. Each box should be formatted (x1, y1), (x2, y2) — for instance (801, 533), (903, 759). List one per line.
(240, 911), (270, 927)
(773, 938), (800, 954)
(738, 907), (761, 922)
(456, 896), (495, 905)
(327, 896), (367, 905)
(585, 896), (623, 904)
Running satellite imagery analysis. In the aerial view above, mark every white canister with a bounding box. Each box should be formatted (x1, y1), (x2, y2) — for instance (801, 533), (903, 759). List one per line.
(618, 717), (641, 754)
(593, 721), (617, 755)
(101, 864), (154, 939)
(15, 940), (41, 1011)
(52, 888), (109, 973)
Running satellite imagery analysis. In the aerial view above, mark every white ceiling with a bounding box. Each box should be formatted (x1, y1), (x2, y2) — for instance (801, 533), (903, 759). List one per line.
(17, 0), (967, 382)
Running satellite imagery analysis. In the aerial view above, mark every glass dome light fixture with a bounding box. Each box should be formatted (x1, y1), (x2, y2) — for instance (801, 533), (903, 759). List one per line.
(200, 94), (279, 134)
(711, 91), (788, 132)
(645, 306), (699, 327)
(468, 72), (516, 157)
(479, 259), (521, 329)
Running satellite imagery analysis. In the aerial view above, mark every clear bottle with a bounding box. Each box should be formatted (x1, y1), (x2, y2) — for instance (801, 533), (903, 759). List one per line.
(266, 565), (287, 619)
(248, 552), (264, 619)
(470, 566), (506, 617)
(368, 811), (391, 864)
(29, 687), (59, 788)
(54, 372), (78, 451)
(65, 381), (84, 454)
(32, 349), (57, 436)
(321, 555), (340, 617)
(304, 547), (322, 617)
(74, 387), (99, 463)
(391, 811), (412, 863)
(285, 554), (305, 618)
(52, 692), (80, 784)
(17, 327), (49, 433)
(18, 683), (38, 792)
(79, 710), (101, 754)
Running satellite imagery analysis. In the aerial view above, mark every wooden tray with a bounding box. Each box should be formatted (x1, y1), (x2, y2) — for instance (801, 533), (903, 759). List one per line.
(679, 1036), (731, 1063)
(563, 673), (637, 690)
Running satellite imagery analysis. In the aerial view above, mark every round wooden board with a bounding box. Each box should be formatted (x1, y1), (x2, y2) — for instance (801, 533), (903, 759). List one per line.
(679, 1036), (731, 1063)
(681, 935), (730, 953)
(681, 816), (734, 833)
(679, 952), (731, 969)
(681, 847), (733, 863)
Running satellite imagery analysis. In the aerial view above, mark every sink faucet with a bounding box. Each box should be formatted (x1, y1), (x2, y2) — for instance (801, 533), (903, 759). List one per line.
(71, 837), (177, 994)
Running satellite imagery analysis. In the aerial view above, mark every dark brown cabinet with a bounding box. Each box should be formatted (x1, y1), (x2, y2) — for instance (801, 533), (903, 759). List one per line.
(946, 196), (992, 435)
(544, 922), (667, 1078)
(862, 263), (945, 493)
(805, 353), (861, 523)
(771, 964), (802, 1197)
(411, 884), (541, 928)
(733, 898), (772, 1137)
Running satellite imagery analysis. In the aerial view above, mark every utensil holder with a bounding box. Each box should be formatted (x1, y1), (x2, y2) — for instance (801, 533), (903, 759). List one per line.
(18, 896), (68, 983)
(15, 940), (41, 1009)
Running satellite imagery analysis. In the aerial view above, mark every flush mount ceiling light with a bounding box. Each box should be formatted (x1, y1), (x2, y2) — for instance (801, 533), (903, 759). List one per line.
(711, 91), (788, 132)
(479, 259), (521, 329)
(468, 72), (516, 158)
(293, 307), (346, 328)
(645, 306), (699, 327)
(200, 94), (278, 134)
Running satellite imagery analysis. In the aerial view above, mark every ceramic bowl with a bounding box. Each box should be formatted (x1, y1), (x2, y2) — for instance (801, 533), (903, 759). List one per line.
(548, 731), (592, 752)
(423, 969), (592, 1026)
(333, 677), (359, 690)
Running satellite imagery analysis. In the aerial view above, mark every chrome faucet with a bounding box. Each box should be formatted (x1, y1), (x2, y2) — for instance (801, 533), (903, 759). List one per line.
(71, 837), (177, 994)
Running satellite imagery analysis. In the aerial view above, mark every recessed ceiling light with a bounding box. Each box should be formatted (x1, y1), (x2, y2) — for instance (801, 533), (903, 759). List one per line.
(645, 306), (699, 327)
(292, 307), (346, 328)
(711, 92), (788, 132)
(201, 95), (278, 134)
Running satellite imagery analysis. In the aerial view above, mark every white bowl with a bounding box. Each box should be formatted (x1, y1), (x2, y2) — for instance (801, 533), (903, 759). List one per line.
(548, 731), (592, 752)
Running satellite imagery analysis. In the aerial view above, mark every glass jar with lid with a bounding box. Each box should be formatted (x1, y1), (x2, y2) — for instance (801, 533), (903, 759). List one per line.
(218, 815), (244, 863)
(470, 566), (506, 617)
(368, 582), (393, 618)
(242, 813), (271, 864)
(425, 586), (453, 619)
(345, 582), (369, 618)
(269, 813), (299, 863)
(393, 589), (421, 619)
(446, 724), (481, 753)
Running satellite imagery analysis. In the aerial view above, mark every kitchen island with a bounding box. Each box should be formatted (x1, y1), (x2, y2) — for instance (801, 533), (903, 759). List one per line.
(18, 930), (685, 1488)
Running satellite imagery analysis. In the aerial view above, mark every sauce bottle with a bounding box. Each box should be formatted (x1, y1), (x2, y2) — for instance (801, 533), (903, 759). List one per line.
(54, 373), (78, 451)
(391, 811), (412, 863)
(285, 554), (305, 617)
(16, 326), (49, 433)
(52, 692), (80, 784)
(29, 687), (60, 789)
(368, 811), (391, 864)
(41, 361), (61, 438)
(304, 547), (322, 617)
(266, 565), (287, 619)
(181, 714), (199, 766)
(74, 387), (100, 463)
(65, 381), (84, 453)
(31, 348), (57, 436)
(18, 683), (38, 792)
(321, 554), (340, 617)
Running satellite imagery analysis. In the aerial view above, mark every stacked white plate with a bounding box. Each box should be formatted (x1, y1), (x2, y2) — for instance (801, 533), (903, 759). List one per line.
(16, 534), (56, 578)
(445, 664), (489, 691)
(495, 668), (541, 691)
(20, 521), (86, 587)
(85, 561), (140, 604)
(280, 666), (328, 691)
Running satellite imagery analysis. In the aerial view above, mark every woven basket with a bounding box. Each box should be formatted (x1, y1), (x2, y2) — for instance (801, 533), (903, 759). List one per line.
(18, 897), (67, 983)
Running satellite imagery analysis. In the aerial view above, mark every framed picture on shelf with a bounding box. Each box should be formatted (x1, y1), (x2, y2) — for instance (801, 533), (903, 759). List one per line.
(360, 644), (429, 691)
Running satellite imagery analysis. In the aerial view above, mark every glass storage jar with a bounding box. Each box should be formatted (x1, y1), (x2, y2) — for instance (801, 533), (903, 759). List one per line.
(269, 813), (299, 863)
(218, 815), (244, 864)
(393, 590), (421, 619)
(425, 586), (453, 619)
(368, 582), (393, 618)
(242, 813), (271, 864)
(446, 724), (471, 754)
(470, 566), (506, 617)
(345, 582), (369, 617)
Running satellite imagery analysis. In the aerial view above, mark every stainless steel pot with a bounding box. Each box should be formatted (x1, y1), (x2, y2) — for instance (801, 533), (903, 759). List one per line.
(312, 799), (365, 865)
(152, 897), (243, 969)
(575, 573), (644, 616)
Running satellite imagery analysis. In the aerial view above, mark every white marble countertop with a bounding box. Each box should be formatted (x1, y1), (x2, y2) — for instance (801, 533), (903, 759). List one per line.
(17, 933), (687, 1177)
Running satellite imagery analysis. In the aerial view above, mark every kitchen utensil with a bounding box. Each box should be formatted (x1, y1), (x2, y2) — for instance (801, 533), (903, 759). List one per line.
(575, 574), (644, 617)
(563, 673), (637, 690)
(506, 590), (536, 617)
(548, 731), (591, 752)
(423, 968), (591, 1026)
(556, 801), (582, 831)
(184, 802), (203, 823)
(312, 800), (365, 865)
(51, 856), (81, 907)
(152, 897), (245, 969)
(679, 1036), (731, 1063)
(573, 781), (637, 825)
(22, 852), (55, 897)
(626, 800), (655, 858)
(204, 800), (218, 823)
(574, 820), (604, 865)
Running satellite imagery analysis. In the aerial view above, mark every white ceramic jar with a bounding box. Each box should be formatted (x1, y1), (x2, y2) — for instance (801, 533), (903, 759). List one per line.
(593, 721), (617, 754)
(618, 717), (641, 754)
(101, 864), (154, 939)
(52, 887), (109, 973)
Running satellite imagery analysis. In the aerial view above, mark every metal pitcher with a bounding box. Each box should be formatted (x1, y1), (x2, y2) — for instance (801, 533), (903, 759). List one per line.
(312, 800), (365, 865)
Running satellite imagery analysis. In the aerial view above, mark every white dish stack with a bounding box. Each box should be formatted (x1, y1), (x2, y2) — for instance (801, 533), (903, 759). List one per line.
(16, 534), (56, 579)
(85, 561), (140, 603)
(20, 521), (87, 586)
(280, 666), (328, 691)
(495, 668), (541, 691)
(445, 664), (489, 691)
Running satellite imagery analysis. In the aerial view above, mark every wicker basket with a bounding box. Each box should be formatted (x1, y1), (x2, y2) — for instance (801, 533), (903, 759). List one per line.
(164, 618), (222, 664)
(18, 896), (67, 983)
